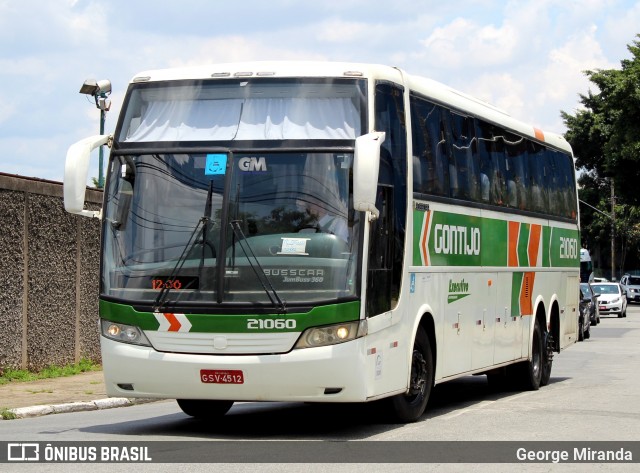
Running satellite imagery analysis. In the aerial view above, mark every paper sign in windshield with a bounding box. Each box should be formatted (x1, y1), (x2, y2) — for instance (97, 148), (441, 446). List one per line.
(278, 238), (310, 255)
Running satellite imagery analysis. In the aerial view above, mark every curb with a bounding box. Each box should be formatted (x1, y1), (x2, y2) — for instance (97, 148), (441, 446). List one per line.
(1, 398), (158, 420)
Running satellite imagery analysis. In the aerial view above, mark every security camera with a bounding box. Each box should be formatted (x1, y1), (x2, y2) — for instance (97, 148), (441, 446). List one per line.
(96, 79), (112, 95)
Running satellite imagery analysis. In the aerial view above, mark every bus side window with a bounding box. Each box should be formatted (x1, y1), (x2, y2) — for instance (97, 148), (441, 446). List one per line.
(558, 152), (578, 219)
(449, 111), (478, 201)
(545, 149), (563, 217)
(504, 132), (528, 210)
(528, 141), (548, 213)
(477, 120), (506, 206)
(410, 95), (449, 197)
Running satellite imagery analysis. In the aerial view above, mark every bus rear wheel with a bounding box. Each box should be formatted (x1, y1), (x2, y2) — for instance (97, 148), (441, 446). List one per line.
(516, 318), (544, 391)
(388, 326), (434, 423)
(177, 399), (234, 418)
(540, 330), (554, 387)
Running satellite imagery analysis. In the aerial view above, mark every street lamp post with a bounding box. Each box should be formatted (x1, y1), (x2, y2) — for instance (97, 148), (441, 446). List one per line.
(79, 79), (111, 188)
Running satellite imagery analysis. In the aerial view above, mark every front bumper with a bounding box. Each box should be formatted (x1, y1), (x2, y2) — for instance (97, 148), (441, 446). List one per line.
(100, 336), (369, 402)
(626, 291), (640, 302)
(598, 302), (623, 314)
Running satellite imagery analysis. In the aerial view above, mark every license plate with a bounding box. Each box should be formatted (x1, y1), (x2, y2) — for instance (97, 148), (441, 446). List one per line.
(599, 306), (606, 310)
(200, 369), (244, 384)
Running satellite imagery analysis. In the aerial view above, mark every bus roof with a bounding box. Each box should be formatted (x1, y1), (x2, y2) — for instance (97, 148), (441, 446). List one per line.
(129, 61), (572, 153)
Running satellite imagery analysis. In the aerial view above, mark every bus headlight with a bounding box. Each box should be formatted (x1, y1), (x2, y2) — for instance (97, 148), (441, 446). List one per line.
(294, 320), (366, 349)
(101, 320), (151, 346)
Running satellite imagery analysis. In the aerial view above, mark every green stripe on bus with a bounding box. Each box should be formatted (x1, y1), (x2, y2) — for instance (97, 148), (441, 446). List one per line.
(412, 209), (579, 268)
(99, 299), (361, 333)
(511, 272), (523, 316)
(517, 223), (531, 266)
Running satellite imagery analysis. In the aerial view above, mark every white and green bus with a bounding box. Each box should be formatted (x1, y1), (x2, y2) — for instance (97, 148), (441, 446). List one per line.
(65, 62), (580, 422)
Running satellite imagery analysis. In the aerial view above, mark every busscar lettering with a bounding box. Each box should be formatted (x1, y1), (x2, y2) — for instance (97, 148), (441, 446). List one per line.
(264, 268), (325, 283)
(263, 269), (324, 277)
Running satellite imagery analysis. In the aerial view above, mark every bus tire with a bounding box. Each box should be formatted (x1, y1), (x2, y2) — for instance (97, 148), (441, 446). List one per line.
(540, 329), (554, 387)
(388, 326), (434, 423)
(177, 399), (234, 418)
(578, 319), (584, 341)
(516, 318), (543, 391)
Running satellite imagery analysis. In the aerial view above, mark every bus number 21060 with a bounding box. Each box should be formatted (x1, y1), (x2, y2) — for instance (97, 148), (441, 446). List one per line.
(247, 319), (296, 330)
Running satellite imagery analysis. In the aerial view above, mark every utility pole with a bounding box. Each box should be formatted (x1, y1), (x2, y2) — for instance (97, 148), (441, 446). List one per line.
(611, 180), (616, 281)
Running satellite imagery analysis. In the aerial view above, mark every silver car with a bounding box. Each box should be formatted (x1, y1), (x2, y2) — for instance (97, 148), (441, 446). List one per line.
(591, 283), (628, 318)
(620, 274), (640, 304)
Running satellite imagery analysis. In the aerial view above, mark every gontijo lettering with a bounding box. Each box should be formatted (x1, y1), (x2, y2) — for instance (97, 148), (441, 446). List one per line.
(434, 224), (481, 256)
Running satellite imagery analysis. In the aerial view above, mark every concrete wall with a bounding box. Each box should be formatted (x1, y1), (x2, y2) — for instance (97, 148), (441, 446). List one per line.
(0, 173), (103, 371)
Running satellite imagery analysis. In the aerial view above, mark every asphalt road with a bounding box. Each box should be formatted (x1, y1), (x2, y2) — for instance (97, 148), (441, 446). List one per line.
(2, 305), (639, 472)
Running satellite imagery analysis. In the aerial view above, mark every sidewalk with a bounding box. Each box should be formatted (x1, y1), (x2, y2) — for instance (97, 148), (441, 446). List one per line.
(0, 371), (155, 419)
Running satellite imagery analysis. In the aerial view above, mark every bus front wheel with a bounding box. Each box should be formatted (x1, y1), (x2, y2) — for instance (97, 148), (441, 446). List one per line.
(177, 399), (234, 418)
(388, 326), (434, 423)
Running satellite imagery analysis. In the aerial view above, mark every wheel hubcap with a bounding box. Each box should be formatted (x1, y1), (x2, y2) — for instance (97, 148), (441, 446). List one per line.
(408, 349), (427, 399)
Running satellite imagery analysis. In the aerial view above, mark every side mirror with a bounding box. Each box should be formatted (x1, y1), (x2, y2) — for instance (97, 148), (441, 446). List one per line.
(353, 131), (385, 219)
(64, 135), (110, 218)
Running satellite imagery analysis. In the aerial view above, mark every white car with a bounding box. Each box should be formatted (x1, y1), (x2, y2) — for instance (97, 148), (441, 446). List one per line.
(591, 283), (627, 318)
(620, 274), (640, 304)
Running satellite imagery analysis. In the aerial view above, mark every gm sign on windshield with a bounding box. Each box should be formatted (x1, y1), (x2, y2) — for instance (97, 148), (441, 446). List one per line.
(239, 157), (267, 172)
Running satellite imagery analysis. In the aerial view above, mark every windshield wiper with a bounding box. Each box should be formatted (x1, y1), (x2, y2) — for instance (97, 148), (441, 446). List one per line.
(152, 219), (205, 312)
(153, 180), (215, 312)
(229, 220), (286, 313)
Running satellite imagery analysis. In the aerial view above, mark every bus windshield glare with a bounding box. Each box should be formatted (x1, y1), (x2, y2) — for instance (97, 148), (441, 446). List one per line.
(103, 151), (360, 307)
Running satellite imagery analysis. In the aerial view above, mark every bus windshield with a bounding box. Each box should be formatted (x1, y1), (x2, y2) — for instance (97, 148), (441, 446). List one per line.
(102, 151), (360, 308)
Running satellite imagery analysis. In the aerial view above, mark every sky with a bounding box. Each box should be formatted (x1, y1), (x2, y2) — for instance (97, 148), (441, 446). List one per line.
(1, 0), (639, 183)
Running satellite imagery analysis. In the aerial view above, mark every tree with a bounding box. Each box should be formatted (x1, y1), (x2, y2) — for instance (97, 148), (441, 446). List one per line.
(562, 35), (640, 274)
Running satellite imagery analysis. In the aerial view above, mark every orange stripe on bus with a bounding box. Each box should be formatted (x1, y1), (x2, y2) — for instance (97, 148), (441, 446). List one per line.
(421, 211), (431, 266)
(520, 272), (535, 316)
(528, 224), (542, 267)
(508, 221), (520, 267)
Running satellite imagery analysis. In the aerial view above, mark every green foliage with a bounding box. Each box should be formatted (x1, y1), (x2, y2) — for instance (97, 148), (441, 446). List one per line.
(564, 35), (640, 204)
(0, 359), (101, 386)
(564, 35), (640, 274)
(0, 408), (17, 420)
